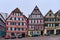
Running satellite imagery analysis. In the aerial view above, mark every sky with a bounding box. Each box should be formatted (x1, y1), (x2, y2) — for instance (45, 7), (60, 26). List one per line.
(0, 0), (60, 17)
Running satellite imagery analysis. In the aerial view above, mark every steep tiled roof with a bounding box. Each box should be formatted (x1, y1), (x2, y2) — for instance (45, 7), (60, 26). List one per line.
(30, 5), (43, 16)
(55, 10), (60, 17)
(12, 8), (22, 13)
(45, 10), (55, 17)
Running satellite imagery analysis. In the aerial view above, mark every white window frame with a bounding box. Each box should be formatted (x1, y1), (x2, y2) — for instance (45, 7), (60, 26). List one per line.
(8, 22), (10, 25)
(32, 20), (34, 23)
(29, 20), (31, 24)
(8, 27), (10, 30)
(59, 24), (60, 26)
(16, 13), (18, 16)
(20, 18), (22, 20)
(35, 20), (37, 24)
(12, 28), (14, 31)
(29, 26), (31, 29)
(24, 23), (26, 26)
(16, 18), (18, 20)
(53, 24), (55, 26)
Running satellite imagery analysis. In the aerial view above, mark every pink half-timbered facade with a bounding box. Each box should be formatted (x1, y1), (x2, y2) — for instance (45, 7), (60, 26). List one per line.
(28, 6), (44, 37)
(6, 8), (28, 38)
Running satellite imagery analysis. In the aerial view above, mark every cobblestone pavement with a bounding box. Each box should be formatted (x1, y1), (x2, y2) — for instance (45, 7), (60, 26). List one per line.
(1, 36), (60, 40)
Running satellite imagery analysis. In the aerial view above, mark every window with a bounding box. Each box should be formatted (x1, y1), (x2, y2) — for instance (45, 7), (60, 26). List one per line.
(10, 17), (12, 20)
(10, 22), (14, 25)
(29, 26), (31, 29)
(14, 13), (19, 16)
(55, 23), (59, 26)
(32, 15), (35, 18)
(20, 28), (22, 30)
(24, 28), (26, 30)
(14, 13), (16, 16)
(30, 31), (33, 35)
(16, 28), (18, 31)
(18, 28), (20, 30)
(59, 24), (60, 26)
(52, 18), (54, 21)
(29, 20), (31, 24)
(40, 15), (42, 18)
(12, 18), (14, 20)
(11, 33), (15, 36)
(53, 24), (55, 26)
(11, 28), (12, 30)
(31, 26), (34, 29)
(8, 27), (10, 30)
(22, 28), (24, 30)
(24, 23), (26, 26)
(22, 23), (24, 26)
(31, 26), (34, 28)
(15, 22), (16, 25)
(51, 24), (52, 27)
(32, 20), (34, 23)
(48, 24), (50, 27)
(44, 24), (48, 26)
(48, 24), (54, 27)
(14, 17), (16, 20)
(48, 18), (51, 21)
(18, 13), (21, 16)
(29, 26), (34, 30)
(12, 28), (14, 31)
(18, 22), (20, 25)
(33, 31), (37, 34)
(16, 18), (18, 20)
(16, 13), (18, 16)
(41, 20), (43, 23)
(18, 18), (20, 20)
(35, 15), (37, 17)
(45, 18), (48, 21)
(16, 22), (18, 26)
(22, 18), (24, 20)
(37, 15), (40, 18)
(56, 18), (58, 21)
(37, 31), (39, 34)
(20, 18), (22, 20)
(35, 20), (37, 24)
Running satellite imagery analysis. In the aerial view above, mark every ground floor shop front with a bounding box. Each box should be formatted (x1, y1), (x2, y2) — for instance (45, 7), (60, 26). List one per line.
(44, 29), (60, 35)
(28, 30), (43, 37)
(6, 32), (27, 38)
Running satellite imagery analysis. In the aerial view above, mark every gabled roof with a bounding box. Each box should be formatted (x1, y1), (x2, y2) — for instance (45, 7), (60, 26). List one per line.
(6, 8), (27, 20)
(30, 6), (43, 16)
(45, 10), (55, 17)
(0, 13), (5, 23)
(55, 10), (60, 16)
(12, 8), (22, 13)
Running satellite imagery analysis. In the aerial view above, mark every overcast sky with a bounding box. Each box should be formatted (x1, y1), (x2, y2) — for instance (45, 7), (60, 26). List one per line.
(0, 0), (60, 17)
